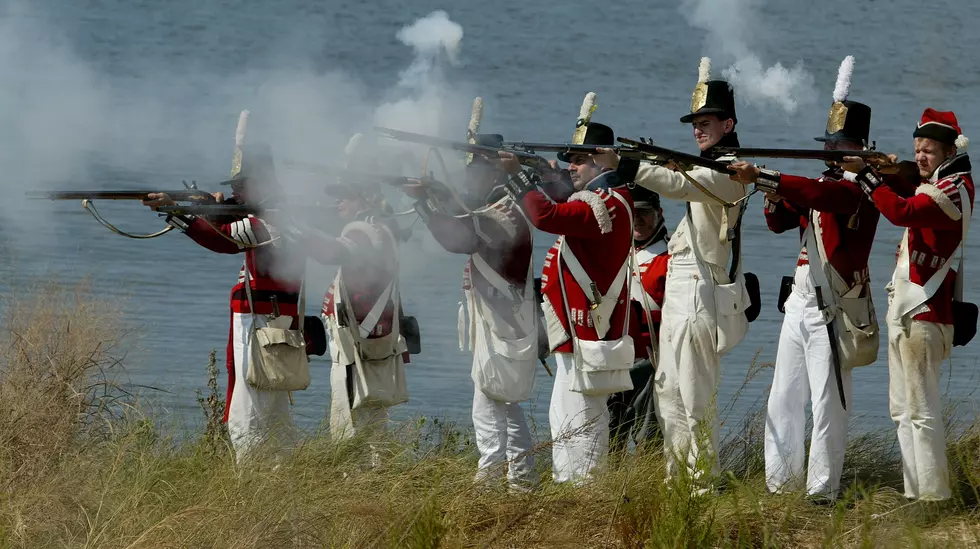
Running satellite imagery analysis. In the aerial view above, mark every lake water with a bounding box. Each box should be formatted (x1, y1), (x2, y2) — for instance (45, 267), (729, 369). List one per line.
(1, 0), (978, 439)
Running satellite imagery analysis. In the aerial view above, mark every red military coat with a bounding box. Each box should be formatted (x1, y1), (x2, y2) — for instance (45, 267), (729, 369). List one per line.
(167, 213), (303, 422)
(318, 218), (400, 340)
(764, 169), (880, 291)
(868, 154), (975, 324)
(522, 171), (634, 353)
(629, 234), (669, 359)
(424, 197), (533, 302)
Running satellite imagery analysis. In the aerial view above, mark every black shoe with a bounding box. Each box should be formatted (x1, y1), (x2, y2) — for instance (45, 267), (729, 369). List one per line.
(806, 494), (836, 507)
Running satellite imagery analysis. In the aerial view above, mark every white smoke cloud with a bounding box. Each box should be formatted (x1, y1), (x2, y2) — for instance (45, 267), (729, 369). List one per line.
(0, 11), (107, 233)
(723, 57), (816, 115)
(394, 10), (463, 87)
(375, 11), (469, 155)
(679, 0), (816, 116)
(0, 4), (475, 292)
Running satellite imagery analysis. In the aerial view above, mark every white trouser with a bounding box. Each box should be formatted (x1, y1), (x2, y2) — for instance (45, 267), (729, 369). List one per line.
(229, 312), (298, 464)
(765, 266), (853, 498)
(472, 384), (538, 490)
(550, 352), (610, 484)
(887, 306), (953, 501)
(654, 252), (722, 482)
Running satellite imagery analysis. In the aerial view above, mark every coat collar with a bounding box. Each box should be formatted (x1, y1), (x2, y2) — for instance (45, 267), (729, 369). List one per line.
(585, 169), (626, 192)
(933, 153), (972, 182)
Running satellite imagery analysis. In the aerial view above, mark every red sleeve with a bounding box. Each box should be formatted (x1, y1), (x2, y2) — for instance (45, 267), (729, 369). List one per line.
(521, 189), (607, 238)
(778, 175), (865, 214)
(426, 211), (519, 254)
(649, 254), (669, 311)
(303, 233), (351, 266)
(871, 182), (962, 230)
(425, 213), (481, 254)
(183, 217), (271, 254)
(763, 197), (804, 234)
(884, 173), (919, 197)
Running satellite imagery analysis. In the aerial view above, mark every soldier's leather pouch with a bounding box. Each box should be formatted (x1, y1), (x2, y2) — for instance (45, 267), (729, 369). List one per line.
(952, 301), (978, 347)
(304, 316), (327, 356)
(400, 315), (422, 355)
(533, 277), (544, 304)
(777, 276), (794, 314)
(744, 272), (762, 322)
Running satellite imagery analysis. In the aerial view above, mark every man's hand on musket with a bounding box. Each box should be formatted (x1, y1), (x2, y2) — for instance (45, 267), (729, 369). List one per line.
(839, 156), (869, 174)
(211, 192), (225, 202)
(399, 180), (431, 201)
(142, 192), (176, 211)
(495, 151), (523, 175)
(728, 161), (761, 185)
(592, 148), (620, 170)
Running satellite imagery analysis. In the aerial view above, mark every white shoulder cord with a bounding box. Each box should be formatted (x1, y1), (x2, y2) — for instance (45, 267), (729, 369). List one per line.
(198, 216), (280, 248)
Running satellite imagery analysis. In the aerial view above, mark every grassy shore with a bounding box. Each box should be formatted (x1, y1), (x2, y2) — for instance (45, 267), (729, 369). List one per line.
(3, 286), (980, 548)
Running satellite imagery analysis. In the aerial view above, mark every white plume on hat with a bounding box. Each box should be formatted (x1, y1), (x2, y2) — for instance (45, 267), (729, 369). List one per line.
(833, 56), (854, 103)
(464, 97), (484, 164)
(468, 97), (483, 138)
(578, 92), (597, 121)
(344, 133), (364, 157)
(698, 57), (711, 83)
(235, 110), (249, 148)
(956, 134), (969, 150)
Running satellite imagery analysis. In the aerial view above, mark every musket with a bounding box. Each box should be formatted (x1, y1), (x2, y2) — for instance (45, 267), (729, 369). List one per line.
(502, 141), (655, 161)
(156, 200), (339, 216)
(617, 137), (736, 175)
(713, 146), (922, 177)
(26, 189), (218, 202)
(156, 204), (263, 216)
(374, 127), (553, 171)
(713, 146), (898, 167)
(378, 175), (454, 196)
(504, 141), (615, 155)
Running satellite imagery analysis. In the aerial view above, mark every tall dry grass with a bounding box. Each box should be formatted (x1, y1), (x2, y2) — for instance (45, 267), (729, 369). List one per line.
(4, 284), (980, 547)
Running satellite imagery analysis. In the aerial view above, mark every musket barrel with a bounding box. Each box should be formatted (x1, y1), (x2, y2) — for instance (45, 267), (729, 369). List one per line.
(617, 137), (735, 174)
(26, 190), (215, 201)
(712, 147), (889, 162)
(374, 126), (546, 164)
(501, 142), (618, 155)
(156, 204), (261, 216)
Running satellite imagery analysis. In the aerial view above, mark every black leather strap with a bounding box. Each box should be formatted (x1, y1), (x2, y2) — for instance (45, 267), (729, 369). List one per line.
(856, 166), (883, 197)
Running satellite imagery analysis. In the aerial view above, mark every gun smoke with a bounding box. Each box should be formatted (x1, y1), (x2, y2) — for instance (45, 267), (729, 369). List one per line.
(0, 2), (476, 293)
(678, 0), (817, 116)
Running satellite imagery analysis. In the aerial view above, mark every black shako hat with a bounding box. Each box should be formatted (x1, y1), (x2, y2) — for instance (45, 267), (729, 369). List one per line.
(222, 141), (278, 186)
(468, 133), (505, 166)
(815, 56), (871, 144)
(630, 185), (661, 211)
(555, 92), (615, 162)
(816, 100), (871, 144)
(679, 58), (737, 124)
(222, 109), (278, 186)
(557, 122), (615, 162)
